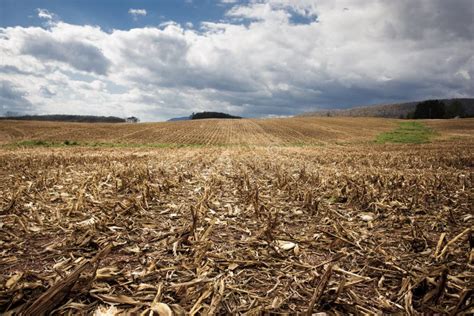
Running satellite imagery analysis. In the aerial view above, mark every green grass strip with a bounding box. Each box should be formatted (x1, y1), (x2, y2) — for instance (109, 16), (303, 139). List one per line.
(376, 121), (434, 144)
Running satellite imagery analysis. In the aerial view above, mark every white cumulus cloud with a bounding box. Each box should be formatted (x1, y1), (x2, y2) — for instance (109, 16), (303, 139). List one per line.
(37, 8), (55, 20)
(128, 8), (147, 20)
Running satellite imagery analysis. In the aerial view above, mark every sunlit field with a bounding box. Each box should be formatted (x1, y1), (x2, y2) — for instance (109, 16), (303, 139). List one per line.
(1, 118), (473, 314)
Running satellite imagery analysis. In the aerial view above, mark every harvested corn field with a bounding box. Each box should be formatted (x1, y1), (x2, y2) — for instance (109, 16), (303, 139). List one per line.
(0, 117), (403, 146)
(1, 117), (472, 147)
(0, 131), (473, 314)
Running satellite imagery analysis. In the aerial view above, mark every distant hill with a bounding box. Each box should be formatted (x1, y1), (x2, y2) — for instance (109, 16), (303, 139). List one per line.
(0, 114), (126, 123)
(167, 116), (190, 122)
(191, 112), (241, 120)
(301, 98), (474, 118)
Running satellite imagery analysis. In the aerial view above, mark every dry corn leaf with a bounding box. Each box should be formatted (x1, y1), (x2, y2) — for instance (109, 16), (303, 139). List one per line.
(6, 272), (23, 289)
(150, 302), (173, 316)
(124, 245), (141, 254)
(93, 305), (121, 316)
(228, 263), (239, 271)
(276, 240), (297, 251)
(97, 294), (142, 305)
(359, 213), (374, 222)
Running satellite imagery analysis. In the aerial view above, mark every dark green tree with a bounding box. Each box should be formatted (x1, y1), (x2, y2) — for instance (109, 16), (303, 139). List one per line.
(413, 100), (446, 119)
(190, 112), (241, 120)
(445, 100), (466, 118)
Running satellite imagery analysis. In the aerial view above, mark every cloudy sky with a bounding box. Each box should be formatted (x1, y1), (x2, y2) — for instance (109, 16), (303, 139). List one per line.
(1, 0), (473, 121)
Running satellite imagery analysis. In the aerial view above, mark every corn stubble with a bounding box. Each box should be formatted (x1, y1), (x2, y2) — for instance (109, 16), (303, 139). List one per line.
(0, 142), (472, 315)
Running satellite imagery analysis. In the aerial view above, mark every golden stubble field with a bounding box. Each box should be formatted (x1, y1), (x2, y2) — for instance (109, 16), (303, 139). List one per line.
(0, 117), (473, 315)
(0, 117), (401, 146)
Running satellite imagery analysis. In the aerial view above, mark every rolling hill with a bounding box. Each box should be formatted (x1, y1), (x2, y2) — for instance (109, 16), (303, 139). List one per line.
(1, 116), (472, 146)
(0, 114), (127, 123)
(300, 98), (474, 118)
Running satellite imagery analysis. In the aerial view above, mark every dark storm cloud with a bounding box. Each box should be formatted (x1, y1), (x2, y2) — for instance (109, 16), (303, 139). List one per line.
(0, 80), (34, 114)
(39, 86), (56, 97)
(0, 0), (472, 121)
(0, 65), (38, 76)
(389, 0), (474, 41)
(21, 36), (111, 75)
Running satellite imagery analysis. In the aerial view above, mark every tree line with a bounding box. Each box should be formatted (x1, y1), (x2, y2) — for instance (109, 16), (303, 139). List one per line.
(0, 114), (127, 123)
(190, 112), (241, 120)
(409, 100), (468, 119)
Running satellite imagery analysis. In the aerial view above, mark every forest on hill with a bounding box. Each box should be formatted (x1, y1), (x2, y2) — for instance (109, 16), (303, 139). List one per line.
(301, 98), (474, 119)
